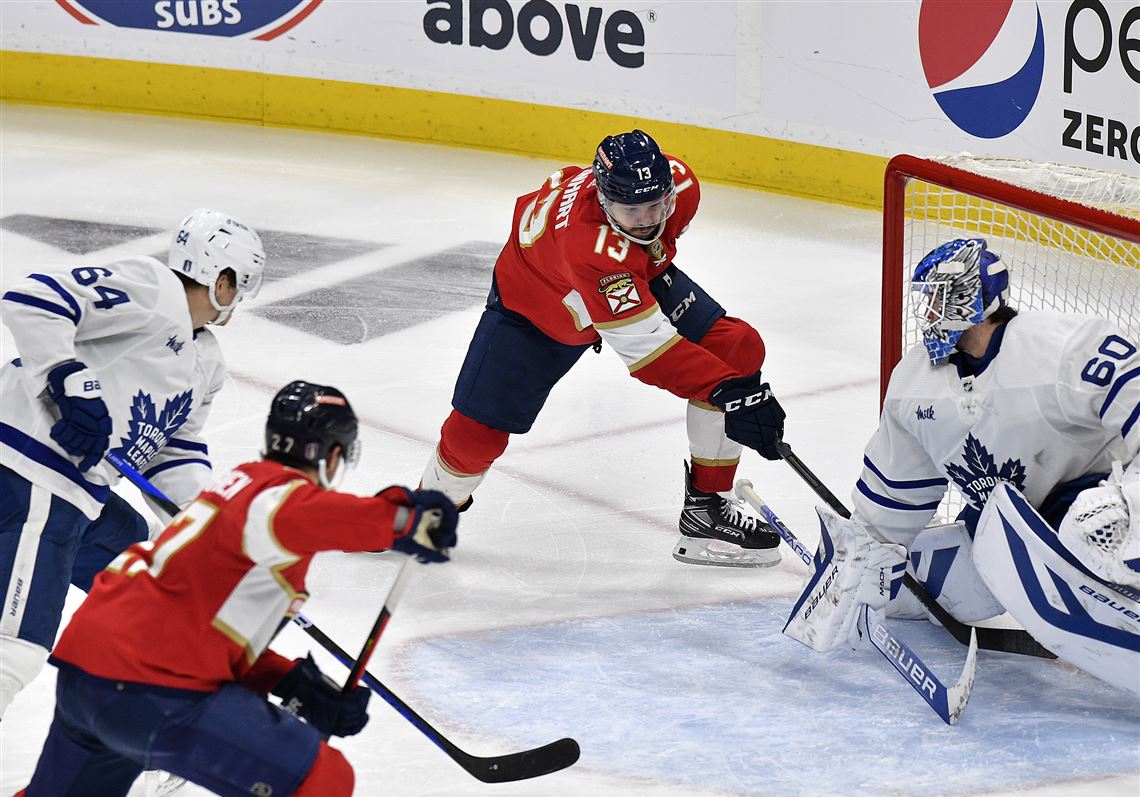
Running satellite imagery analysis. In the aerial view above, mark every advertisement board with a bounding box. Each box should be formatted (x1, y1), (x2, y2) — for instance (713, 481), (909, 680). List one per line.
(2, 1), (1136, 200)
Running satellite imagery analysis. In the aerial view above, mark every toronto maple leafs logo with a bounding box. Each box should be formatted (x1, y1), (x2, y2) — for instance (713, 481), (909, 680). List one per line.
(111, 390), (194, 470)
(945, 434), (1026, 509)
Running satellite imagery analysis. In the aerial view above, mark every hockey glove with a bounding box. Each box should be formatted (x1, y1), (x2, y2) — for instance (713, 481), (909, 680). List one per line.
(272, 655), (371, 737)
(708, 370), (786, 460)
(388, 488), (459, 563)
(784, 506), (907, 652)
(1058, 462), (1140, 588)
(46, 361), (112, 472)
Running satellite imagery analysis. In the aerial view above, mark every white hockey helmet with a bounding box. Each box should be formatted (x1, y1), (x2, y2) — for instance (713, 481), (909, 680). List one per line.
(168, 208), (266, 324)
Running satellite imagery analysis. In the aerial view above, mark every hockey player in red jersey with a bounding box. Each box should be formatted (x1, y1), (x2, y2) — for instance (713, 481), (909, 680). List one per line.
(420, 129), (786, 567)
(15, 381), (459, 797)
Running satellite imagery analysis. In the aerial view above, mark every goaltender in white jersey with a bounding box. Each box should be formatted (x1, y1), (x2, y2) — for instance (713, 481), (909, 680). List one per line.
(784, 238), (1139, 696)
(0, 209), (266, 718)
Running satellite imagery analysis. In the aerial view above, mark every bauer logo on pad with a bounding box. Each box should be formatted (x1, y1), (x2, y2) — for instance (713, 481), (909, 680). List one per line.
(55, 0), (323, 40)
(598, 272), (642, 316)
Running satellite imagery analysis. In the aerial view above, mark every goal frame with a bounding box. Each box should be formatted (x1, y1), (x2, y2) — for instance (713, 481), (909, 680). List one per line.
(880, 153), (1140, 406)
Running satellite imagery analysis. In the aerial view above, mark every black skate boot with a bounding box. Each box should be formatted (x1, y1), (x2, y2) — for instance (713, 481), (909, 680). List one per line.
(673, 462), (781, 567)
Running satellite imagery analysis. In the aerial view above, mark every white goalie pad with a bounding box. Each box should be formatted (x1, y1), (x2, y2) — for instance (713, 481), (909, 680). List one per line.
(890, 522), (1005, 624)
(783, 506), (907, 652)
(973, 483), (1140, 696)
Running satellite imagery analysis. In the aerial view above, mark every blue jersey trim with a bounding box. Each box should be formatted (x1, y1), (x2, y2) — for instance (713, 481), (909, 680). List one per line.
(863, 457), (948, 490)
(1100, 366), (1140, 419)
(0, 422), (109, 504)
(2, 291), (80, 325)
(1121, 402), (1139, 439)
(165, 438), (209, 455)
(30, 273), (83, 321)
(855, 479), (942, 511)
(142, 458), (211, 479)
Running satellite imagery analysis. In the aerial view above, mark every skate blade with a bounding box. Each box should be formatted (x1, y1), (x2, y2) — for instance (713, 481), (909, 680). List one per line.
(672, 536), (780, 568)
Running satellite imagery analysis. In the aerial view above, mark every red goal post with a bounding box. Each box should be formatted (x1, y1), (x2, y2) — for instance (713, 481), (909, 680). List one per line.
(881, 154), (1140, 407)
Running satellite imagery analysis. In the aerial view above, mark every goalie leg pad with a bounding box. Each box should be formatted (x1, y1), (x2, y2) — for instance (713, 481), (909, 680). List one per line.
(896, 522), (1005, 623)
(784, 507), (907, 652)
(973, 483), (1140, 695)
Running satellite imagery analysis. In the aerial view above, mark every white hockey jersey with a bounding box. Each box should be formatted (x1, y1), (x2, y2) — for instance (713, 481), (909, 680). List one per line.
(1, 257), (224, 519)
(854, 312), (1140, 546)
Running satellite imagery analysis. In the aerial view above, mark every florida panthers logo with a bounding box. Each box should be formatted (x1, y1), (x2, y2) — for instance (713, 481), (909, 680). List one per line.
(945, 434), (1026, 509)
(598, 272), (642, 316)
(112, 390), (194, 470)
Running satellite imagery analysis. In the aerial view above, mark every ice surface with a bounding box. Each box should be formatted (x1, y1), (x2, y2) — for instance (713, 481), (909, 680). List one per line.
(0, 105), (1135, 797)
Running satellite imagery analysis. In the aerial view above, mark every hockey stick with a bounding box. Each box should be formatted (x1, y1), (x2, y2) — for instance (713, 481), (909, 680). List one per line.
(736, 480), (977, 725)
(106, 453), (581, 782)
(772, 441), (1056, 659)
(292, 613), (582, 782)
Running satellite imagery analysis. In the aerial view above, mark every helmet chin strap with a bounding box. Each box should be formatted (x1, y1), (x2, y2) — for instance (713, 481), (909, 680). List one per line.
(601, 190), (676, 246)
(207, 281), (240, 325)
(607, 214), (667, 246)
(318, 458), (343, 490)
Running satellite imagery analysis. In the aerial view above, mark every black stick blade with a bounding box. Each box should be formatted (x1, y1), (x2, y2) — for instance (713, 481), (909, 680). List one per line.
(459, 738), (581, 783)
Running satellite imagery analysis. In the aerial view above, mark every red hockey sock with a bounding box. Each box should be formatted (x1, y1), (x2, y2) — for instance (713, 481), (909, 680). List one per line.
(292, 743), (353, 797)
(691, 460), (738, 494)
(437, 410), (511, 475)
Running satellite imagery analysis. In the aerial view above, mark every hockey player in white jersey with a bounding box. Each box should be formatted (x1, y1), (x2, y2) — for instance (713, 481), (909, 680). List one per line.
(784, 238), (1139, 694)
(0, 209), (266, 718)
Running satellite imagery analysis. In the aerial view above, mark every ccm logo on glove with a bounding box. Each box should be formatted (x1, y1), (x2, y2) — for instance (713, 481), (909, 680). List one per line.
(720, 387), (772, 413)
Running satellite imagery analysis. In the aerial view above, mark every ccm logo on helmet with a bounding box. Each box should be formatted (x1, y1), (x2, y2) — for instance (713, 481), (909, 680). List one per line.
(424, 0), (646, 68)
(722, 389), (771, 413)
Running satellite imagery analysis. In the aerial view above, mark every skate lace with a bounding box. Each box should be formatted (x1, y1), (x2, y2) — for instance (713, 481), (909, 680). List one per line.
(717, 497), (760, 531)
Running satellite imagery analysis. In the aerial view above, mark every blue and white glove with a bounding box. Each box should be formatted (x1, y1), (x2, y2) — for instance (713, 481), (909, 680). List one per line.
(272, 655), (370, 737)
(784, 506), (907, 652)
(46, 361), (112, 472)
(387, 488), (459, 563)
(708, 370), (786, 460)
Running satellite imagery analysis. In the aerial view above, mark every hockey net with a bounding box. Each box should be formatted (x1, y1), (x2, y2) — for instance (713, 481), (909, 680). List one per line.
(882, 154), (1140, 520)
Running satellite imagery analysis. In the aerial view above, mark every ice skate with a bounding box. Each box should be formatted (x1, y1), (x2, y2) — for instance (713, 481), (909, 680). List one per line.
(673, 463), (780, 568)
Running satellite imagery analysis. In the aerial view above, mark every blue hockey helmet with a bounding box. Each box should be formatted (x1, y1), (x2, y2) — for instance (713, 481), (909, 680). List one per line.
(265, 380), (361, 488)
(911, 238), (1009, 365)
(593, 129), (676, 244)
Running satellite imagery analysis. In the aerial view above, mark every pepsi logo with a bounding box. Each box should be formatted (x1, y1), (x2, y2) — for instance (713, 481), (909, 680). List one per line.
(54, 0), (322, 40)
(918, 0), (1045, 139)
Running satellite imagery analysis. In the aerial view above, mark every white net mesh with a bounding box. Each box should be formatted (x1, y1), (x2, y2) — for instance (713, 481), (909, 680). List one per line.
(891, 155), (1140, 520)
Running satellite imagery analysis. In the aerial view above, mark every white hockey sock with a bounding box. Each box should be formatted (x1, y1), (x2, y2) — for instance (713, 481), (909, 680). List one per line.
(420, 448), (486, 506)
(686, 400), (743, 465)
(0, 635), (49, 719)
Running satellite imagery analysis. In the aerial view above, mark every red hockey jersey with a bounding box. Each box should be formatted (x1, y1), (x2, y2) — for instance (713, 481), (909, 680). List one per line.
(493, 158), (738, 402)
(51, 460), (408, 692)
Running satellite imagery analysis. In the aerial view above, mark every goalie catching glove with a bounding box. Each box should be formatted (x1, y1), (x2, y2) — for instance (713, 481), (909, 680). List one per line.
(784, 506), (907, 652)
(380, 487), (459, 563)
(1058, 460), (1140, 588)
(708, 370), (786, 461)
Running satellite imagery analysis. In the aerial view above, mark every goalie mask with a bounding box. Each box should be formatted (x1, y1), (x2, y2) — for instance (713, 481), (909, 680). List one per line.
(265, 380), (361, 489)
(168, 208), (266, 324)
(911, 238), (1009, 365)
(593, 129), (676, 245)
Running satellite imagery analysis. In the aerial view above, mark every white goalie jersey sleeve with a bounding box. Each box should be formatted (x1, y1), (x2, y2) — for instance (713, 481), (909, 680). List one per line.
(851, 396), (949, 547)
(0, 257), (215, 519)
(1053, 318), (1140, 475)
